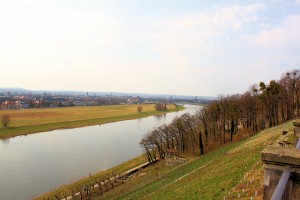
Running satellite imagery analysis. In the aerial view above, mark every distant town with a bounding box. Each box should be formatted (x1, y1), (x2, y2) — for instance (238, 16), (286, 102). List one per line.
(0, 88), (213, 110)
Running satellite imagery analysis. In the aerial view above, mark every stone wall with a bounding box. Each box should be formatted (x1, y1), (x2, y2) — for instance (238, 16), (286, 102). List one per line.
(261, 122), (300, 200)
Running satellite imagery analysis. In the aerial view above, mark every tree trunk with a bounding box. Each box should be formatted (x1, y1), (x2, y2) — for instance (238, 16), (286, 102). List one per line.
(199, 131), (204, 155)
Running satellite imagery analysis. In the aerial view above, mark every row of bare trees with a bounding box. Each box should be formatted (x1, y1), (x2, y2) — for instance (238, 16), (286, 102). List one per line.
(140, 113), (203, 162)
(140, 69), (300, 161)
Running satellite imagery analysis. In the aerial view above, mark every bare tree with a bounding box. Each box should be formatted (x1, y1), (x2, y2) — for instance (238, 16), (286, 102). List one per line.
(61, 190), (69, 200)
(83, 184), (90, 199)
(155, 103), (166, 111)
(199, 131), (204, 155)
(95, 178), (103, 194)
(119, 172), (125, 184)
(101, 177), (109, 191)
(1, 114), (11, 128)
(112, 171), (118, 183)
(75, 184), (84, 200)
(53, 192), (62, 200)
(70, 187), (78, 199)
(140, 137), (156, 164)
(137, 106), (143, 113)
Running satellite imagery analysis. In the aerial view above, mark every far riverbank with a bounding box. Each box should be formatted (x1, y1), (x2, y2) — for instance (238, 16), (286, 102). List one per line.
(0, 104), (183, 139)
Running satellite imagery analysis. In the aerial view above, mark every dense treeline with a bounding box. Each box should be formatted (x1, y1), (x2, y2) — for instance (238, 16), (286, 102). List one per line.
(140, 69), (300, 161)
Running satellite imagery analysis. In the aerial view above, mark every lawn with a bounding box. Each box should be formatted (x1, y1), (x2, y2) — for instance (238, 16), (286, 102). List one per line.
(0, 104), (179, 139)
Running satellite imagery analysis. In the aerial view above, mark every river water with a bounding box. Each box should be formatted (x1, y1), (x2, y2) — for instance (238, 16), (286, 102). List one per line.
(0, 105), (200, 200)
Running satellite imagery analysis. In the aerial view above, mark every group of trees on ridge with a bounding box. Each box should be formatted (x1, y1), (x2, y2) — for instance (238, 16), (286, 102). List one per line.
(140, 69), (300, 162)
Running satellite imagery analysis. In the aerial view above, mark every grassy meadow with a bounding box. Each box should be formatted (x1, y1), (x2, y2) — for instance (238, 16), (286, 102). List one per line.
(0, 104), (180, 139)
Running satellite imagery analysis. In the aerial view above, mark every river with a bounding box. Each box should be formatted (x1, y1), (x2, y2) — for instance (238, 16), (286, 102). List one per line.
(0, 104), (200, 200)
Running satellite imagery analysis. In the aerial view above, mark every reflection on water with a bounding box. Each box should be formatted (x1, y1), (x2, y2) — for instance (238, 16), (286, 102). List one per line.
(1, 138), (10, 145)
(154, 113), (167, 123)
(0, 105), (200, 200)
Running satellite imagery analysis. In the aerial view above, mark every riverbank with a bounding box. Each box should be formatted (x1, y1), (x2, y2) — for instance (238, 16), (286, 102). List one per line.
(0, 104), (183, 139)
(34, 154), (149, 199)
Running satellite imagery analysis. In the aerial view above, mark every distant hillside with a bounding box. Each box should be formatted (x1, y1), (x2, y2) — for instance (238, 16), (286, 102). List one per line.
(0, 87), (29, 92)
(0, 87), (215, 100)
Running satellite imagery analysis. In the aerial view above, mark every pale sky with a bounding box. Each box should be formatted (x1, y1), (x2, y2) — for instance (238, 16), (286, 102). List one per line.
(0, 0), (300, 96)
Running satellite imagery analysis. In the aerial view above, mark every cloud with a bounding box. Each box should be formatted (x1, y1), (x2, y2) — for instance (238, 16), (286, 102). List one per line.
(189, 3), (262, 29)
(246, 14), (300, 48)
(133, 2), (300, 95)
(119, 3), (266, 95)
(155, 3), (265, 34)
(144, 3), (266, 68)
(295, 0), (300, 5)
(0, 1), (122, 46)
(0, 1), (123, 71)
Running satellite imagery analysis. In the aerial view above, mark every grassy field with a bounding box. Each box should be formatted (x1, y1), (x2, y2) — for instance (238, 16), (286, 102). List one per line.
(0, 104), (180, 139)
(93, 119), (297, 200)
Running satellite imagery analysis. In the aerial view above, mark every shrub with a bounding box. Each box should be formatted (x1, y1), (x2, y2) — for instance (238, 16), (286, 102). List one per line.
(155, 103), (167, 111)
(1, 114), (11, 128)
(137, 106), (143, 113)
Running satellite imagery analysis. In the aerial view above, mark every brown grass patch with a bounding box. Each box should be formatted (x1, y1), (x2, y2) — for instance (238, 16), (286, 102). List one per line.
(9, 111), (62, 118)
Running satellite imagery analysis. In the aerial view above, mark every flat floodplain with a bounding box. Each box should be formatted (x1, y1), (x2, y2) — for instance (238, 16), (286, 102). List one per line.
(0, 104), (178, 139)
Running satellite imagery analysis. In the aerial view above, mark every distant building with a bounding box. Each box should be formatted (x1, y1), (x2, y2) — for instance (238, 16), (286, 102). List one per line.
(20, 102), (30, 108)
(4, 92), (11, 97)
(127, 97), (142, 104)
(73, 101), (85, 107)
(1, 100), (22, 110)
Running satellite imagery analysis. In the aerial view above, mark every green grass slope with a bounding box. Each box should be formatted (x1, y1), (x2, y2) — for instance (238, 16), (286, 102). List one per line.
(96, 119), (296, 200)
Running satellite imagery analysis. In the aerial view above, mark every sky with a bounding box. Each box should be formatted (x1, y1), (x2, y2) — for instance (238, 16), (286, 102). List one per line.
(0, 0), (300, 97)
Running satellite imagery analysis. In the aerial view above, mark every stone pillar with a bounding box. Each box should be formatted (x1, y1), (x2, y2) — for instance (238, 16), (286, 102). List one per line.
(294, 122), (300, 147)
(261, 145), (300, 200)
